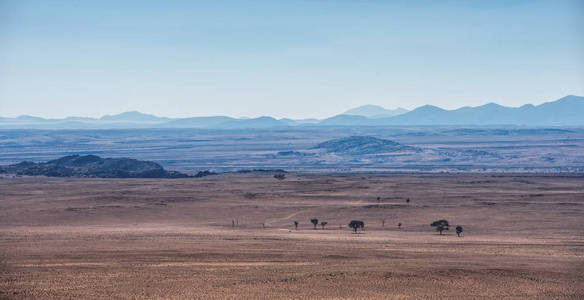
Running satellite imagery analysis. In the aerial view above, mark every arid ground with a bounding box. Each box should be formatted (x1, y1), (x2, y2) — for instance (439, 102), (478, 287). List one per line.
(1, 173), (583, 299)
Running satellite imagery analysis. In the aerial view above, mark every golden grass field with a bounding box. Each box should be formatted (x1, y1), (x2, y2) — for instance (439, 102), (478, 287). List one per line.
(1, 173), (583, 299)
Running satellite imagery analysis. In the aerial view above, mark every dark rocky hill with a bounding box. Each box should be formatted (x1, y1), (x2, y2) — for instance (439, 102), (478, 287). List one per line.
(0, 155), (190, 178)
(313, 136), (421, 155)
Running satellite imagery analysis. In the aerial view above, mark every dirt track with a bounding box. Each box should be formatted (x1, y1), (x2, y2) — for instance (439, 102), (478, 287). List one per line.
(1, 174), (583, 299)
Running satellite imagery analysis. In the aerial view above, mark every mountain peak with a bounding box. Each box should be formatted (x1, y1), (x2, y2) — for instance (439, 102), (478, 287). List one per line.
(554, 95), (583, 103)
(100, 111), (169, 123)
(481, 102), (504, 108)
(413, 105), (446, 112)
(344, 105), (408, 118)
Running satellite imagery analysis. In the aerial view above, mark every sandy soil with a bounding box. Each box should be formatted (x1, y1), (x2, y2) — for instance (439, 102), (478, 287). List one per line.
(1, 173), (583, 299)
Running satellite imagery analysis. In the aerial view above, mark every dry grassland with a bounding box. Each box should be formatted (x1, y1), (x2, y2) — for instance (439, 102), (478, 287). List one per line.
(0, 174), (583, 299)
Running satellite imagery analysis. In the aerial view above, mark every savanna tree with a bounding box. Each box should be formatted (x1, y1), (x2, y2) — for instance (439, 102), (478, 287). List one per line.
(348, 220), (365, 233)
(310, 218), (319, 230)
(320, 221), (328, 230)
(431, 219), (450, 235)
(294, 221), (299, 230)
(456, 225), (463, 237)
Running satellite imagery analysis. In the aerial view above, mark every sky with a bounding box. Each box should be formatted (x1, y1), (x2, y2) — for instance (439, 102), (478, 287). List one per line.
(0, 0), (583, 119)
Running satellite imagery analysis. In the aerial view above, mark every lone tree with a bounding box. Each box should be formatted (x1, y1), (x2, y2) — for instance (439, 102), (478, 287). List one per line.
(321, 221), (328, 230)
(274, 173), (286, 180)
(431, 219), (450, 235)
(406, 198), (410, 204)
(348, 220), (365, 233)
(398, 222), (402, 229)
(294, 221), (299, 230)
(456, 225), (463, 237)
(310, 218), (319, 230)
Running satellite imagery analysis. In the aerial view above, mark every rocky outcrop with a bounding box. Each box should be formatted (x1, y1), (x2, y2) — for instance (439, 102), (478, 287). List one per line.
(313, 136), (421, 155)
(1, 155), (190, 178)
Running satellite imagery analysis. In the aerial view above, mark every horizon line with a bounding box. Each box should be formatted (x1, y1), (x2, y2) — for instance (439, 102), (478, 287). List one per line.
(1, 94), (581, 120)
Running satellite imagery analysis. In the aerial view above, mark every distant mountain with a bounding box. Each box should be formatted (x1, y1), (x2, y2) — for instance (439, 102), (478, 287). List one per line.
(161, 116), (289, 129)
(161, 116), (235, 128)
(65, 116), (97, 122)
(213, 116), (289, 129)
(16, 115), (51, 122)
(0, 115), (59, 124)
(381, 95), (584, 126)
(279, 118), (320, 126)
(1, 95), (583, 128)
(381, 105), (451, 125)
(530, 95), (584, 125)
(0, 155), (189, 178)
(344, 105), (408, 118)
(313, 136), (420, 155)
(100, 111), (171, 123)
(321, 95), (584, 126)
(319, 114), (377, 126)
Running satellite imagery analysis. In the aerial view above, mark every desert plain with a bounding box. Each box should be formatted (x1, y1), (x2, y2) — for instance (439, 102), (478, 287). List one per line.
(0, 173), (583, 299)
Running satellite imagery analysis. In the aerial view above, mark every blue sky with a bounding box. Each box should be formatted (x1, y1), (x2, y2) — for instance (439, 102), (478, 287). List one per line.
(1, 0), (583, 119)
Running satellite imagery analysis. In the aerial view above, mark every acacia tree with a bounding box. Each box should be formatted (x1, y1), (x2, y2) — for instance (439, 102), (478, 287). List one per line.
(398, 222), (402, 229)
(456, 225), (463, 237)
(431, 219), (450, 235)
(320, 221), (328, 230)
(348, 220), (365, 233)
(310, 218), (319, 230)
(294, 221), (299, 230)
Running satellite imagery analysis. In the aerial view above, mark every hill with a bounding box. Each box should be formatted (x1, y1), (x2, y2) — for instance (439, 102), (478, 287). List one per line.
(313, 136), (421, 155)
(1, 155), (190, 178)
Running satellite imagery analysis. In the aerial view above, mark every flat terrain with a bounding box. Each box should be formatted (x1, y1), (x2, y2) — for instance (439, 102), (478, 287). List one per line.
(1, 174), (583, 299)
(2, 127), (584, 173)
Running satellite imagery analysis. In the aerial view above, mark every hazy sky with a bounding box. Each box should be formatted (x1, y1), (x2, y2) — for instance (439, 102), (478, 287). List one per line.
(1, 0), (583, 119)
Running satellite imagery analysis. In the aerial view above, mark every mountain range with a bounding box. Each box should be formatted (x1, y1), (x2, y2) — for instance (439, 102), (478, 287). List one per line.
(1, 95), (583, 128)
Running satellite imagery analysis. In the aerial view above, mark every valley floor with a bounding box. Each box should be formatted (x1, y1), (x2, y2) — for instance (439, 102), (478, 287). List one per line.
(1, 174), (583, 299)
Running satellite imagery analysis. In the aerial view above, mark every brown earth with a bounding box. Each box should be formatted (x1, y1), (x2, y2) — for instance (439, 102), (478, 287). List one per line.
(0, 173), (583, 299)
